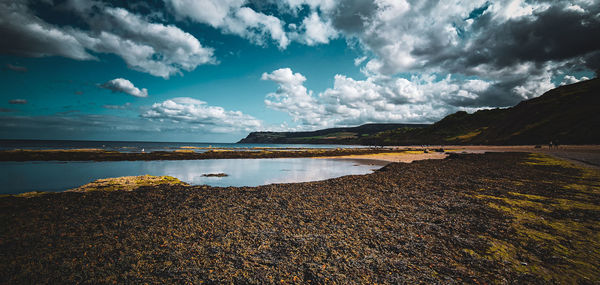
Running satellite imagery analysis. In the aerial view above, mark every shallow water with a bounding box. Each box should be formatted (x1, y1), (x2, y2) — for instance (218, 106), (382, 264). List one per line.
(0, 158), (383, 194)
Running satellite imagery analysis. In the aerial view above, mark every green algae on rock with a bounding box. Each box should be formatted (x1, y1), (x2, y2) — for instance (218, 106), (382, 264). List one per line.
(471, 153), (600, 283)
(68, 175), (187, 192)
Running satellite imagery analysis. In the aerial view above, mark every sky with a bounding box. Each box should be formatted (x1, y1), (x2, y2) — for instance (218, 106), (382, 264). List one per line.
(0, 0), (598, 142)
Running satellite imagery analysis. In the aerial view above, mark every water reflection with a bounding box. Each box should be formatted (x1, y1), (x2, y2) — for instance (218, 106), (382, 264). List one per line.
(0, 158), (382, 194)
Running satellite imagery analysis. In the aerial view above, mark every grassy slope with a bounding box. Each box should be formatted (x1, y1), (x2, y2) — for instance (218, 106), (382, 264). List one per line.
(478, 78), (600, 144)
(369, 78), (600, 145)
(237, 123), (429, 144)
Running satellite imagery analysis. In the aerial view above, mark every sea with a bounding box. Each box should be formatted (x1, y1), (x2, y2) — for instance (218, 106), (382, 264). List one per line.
(0, 140), (380, 194)
(0, 139), (366, 152)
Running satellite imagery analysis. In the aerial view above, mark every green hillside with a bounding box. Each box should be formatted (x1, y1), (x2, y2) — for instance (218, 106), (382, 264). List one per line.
(237, 123), (429, 144)
(369, 78), (600, 145)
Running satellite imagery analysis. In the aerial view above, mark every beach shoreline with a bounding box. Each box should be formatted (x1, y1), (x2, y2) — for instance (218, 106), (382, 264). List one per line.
(1, 152), (599, 283)
(317, 145), (600, 168)
(3, 145), (599, 166)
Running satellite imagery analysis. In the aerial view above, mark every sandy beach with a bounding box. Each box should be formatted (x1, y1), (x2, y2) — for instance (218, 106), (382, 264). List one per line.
(326, 145), (600, 168)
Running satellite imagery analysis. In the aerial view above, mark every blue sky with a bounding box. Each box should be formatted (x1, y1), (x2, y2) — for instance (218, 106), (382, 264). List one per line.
(1, 0), (598, 142)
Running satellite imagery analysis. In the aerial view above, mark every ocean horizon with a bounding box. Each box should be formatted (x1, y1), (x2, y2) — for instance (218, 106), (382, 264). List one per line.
(0, 139), (366, 153)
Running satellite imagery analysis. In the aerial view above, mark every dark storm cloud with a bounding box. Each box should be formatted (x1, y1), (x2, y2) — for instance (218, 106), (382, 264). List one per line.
(0, 0), (215, 78)
(468, 6), (600, 72)
(0, 1), (93, 60)
(416, 4), (600, 76)
(582, 51), (600, 75)
(330, 0), (377, 33)
(436, 4), (600, 107)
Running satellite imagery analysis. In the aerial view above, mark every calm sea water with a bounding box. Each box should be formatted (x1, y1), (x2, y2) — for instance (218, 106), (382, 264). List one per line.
(0, 139), (365, 152)
(0, 158), (384, 194)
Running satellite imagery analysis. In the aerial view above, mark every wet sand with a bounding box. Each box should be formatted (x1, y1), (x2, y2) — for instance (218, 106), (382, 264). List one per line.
(328, 145), (600, 168)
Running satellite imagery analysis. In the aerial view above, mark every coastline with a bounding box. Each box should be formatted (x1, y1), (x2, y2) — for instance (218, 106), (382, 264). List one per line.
(1, 152), (599, 283)
(4, 145), (599, 165)
(319, 145), (600, 168)
(0, 147), (407, 162)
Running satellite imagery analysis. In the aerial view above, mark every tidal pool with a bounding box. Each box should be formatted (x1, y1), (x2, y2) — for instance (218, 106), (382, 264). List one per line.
(0, 158), (384, 194)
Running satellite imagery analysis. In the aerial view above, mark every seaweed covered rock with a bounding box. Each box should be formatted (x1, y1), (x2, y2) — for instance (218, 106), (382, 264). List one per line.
(68, 175), (186, 192)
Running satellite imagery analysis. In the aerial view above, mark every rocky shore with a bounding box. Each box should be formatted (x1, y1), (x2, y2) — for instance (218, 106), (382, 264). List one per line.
(1, 152), (599, 283)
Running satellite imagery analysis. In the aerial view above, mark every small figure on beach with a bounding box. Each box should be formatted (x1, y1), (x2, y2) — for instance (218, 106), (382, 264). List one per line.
(549, 141), (553, 149)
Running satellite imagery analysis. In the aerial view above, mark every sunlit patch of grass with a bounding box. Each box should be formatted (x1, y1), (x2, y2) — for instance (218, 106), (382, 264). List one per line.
(1, 191), (54, 199)
(445, 128), (486, 141)
(14, 191), (51, 198)
(68, 175), (187, 192)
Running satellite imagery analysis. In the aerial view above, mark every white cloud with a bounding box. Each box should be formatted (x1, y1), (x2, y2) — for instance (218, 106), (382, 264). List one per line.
(100, 78), (148, 98)
(165, 0), (290, 49)
(142, 97), (262, 132)
(262, 67), (505, 128)
(511, 67), (555, 99)
(357, 0), (480, 75)
(102, 7), (215, 76)
(491, 0), (537, 20)
(374, 0), (410, 22)
(227, 7), (290, 49)
(75, 5), (215, 78)
(560, 75), (590, 86)
(354, 56), (367, 66)
(296, 12), (338, 45)
(262, 68), (325, 126)
(281, 0), (338, 13)
(165, 0), (244, 27)
(564, 4), (585, 13)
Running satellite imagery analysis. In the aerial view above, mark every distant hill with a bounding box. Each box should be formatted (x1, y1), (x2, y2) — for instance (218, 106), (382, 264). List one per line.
(370, 78), (600, 145)
(239, 78), (600, 145)
(237, 123), (430, 144)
